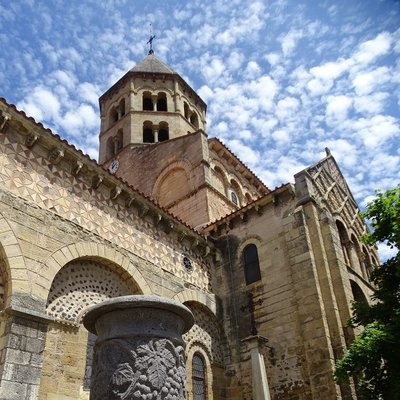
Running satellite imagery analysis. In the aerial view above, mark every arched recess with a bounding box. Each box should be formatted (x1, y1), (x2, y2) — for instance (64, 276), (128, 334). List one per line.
(143, 120), (154, 143)
(152, 160), (194, 207)
(350, 280), (368, 305)
(186, 345), (213, 400)
(183, 300), (227, 400)
(157, 92), (168, 111)
(44, 242), (152, 296)
(230, 179), (243, 207)
(336, 219), (351, 267)
(40, 243), (152, 399)
(212, 165), (228, 196)
(158, 121), (169, 142)
(143, 91), (153, 111)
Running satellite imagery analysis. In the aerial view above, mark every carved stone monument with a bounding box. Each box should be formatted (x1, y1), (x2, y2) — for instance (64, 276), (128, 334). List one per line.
(83, 295), (194, 400)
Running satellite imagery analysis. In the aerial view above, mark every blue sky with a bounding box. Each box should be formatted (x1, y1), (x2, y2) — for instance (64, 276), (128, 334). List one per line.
(1, 0), (399, 256)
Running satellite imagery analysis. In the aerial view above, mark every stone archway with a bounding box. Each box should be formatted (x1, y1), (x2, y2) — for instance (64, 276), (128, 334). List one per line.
(39, 255), (146, 400)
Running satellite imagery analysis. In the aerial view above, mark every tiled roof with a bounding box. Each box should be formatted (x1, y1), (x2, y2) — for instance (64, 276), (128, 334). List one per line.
(130, 54), (176, 75)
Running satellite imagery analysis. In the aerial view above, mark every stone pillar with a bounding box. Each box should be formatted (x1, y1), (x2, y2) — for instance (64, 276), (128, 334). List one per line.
(83, 295), (194, 400)
(0, 308), (49, 400)
(242, 336), (271, 400)
(153, 128), (159, 143)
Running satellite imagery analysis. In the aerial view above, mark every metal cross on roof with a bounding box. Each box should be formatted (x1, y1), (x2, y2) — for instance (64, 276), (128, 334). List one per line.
(147, 24), (156, 55)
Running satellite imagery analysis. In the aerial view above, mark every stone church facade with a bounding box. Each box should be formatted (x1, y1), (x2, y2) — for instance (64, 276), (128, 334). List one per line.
(0, 53), (377, 399)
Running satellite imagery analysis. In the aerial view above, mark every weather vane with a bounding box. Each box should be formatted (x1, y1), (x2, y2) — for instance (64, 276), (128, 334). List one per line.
(147, 23), (156, 55)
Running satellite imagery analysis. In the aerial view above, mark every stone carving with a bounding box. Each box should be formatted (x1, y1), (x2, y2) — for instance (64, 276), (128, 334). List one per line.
(83, 295), (194, 400)
(91, 338), (186, 399)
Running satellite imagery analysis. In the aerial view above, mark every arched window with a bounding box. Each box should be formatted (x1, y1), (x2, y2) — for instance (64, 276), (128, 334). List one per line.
(143, 122), (154, 143)
(231, 191), (239, 206)
(119, 98), (126, 117)
(157, 92), (167, 111)
(109, 106), (118, 127)
(158, 122), (169, 142)
(190, 112), (199, 128)
(143, 92), (153, 111)
(230, 179), (241, 206)
(115, 129), (123, 152)
(184, 102), (190, 119)
(106, 137), (114, 159)
(243, 244), (261, 285)
(192, 353), (206, 400)
(336, 220), (350, 266)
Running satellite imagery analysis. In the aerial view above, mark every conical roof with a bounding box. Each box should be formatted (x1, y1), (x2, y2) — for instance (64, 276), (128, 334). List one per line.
(130, 54), (176, 75)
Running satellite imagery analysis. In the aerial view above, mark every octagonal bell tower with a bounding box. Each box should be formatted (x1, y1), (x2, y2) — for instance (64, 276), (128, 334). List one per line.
(98, 52), (207, 164)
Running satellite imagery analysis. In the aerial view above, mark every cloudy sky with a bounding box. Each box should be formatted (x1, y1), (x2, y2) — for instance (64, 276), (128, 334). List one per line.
(1, 1), (399, 252)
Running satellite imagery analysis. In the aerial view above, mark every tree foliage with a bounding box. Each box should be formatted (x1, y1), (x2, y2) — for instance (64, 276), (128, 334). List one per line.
(335, 185), (400, 399)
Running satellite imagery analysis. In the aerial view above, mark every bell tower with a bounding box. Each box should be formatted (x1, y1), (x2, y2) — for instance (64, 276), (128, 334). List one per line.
(98, 52), (207, 164)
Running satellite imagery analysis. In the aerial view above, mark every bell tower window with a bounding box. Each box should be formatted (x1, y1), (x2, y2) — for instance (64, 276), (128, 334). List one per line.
(143, 92), (153, 111)
(190, 112), (199, 128)
(143, 121), (154, 143)
(157, 92), (167, 111)
(119, 98), (125, 117)
(184, 102), (190, 119)
(158, 122), (169, 142)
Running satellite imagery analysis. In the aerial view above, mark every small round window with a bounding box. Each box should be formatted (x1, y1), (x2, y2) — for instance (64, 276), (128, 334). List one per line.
(182, 255), (194, 273)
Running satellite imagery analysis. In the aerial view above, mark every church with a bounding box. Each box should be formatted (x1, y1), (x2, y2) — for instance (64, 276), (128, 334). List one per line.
(0, 50), (377, 399)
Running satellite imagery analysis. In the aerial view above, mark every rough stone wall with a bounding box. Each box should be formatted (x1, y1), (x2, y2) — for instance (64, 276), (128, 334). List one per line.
(208, 183), (360, 399)
(0, 315), (47, 400)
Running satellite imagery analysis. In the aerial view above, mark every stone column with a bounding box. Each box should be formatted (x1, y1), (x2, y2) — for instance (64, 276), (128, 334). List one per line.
(0, 308), (49, 400)
(242, 336), (271, 400)
(83, 295), (194, 400)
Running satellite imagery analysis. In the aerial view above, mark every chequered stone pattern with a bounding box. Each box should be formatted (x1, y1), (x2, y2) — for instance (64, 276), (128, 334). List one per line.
(46, 260), (137, 323)
(184, 302), (225, 366)
(0, 133), (211, 292)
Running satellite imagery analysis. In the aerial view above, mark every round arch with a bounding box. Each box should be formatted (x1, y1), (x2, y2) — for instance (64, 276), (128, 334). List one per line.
(236, 235), (263, 261)
(173, 288), (217, 317)
(186, 344), (214, 400)
(152, 159), (194, 203)
(44, 241), (152, 297)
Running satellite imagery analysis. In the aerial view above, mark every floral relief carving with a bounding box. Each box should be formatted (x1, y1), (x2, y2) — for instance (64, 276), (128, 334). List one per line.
(91, 338), (187, 400)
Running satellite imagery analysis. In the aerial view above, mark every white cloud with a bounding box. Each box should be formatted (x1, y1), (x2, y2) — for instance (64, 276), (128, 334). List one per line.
(326, 95), (353, 121)
(60, 104), (98, 135)
(352, 115), (400, 148)
(18, 87), (60, 121)
(352, 66), (390, 95)
(279, 29), (303, 57)
(353, 92), (388, 114)
(354, 32), (392, 65)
